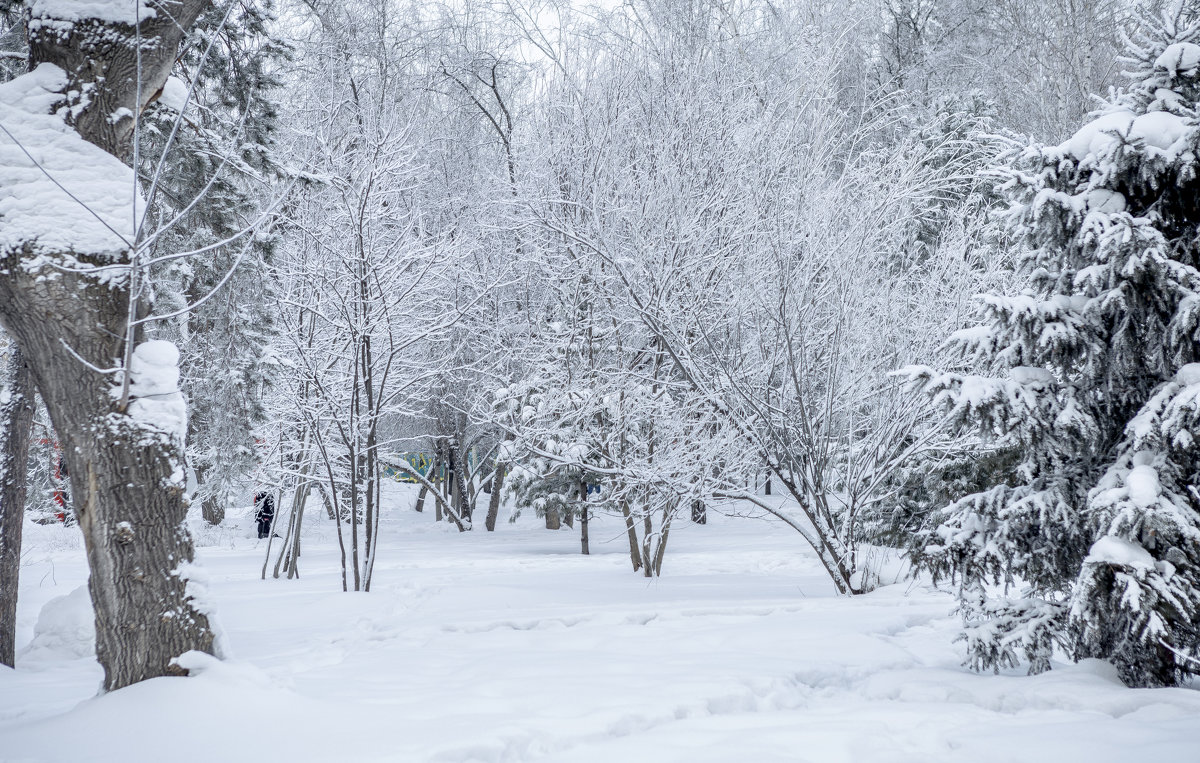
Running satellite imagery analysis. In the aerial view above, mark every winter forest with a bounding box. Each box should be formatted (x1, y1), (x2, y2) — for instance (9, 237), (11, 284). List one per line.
(2, 0), (1200, 759)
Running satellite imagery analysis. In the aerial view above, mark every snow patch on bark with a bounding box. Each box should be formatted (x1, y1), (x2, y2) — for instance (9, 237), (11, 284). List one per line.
(173, 560), (228, 658)
(30, 0), (157, 29)
(157, 77), (190, 113)
(125, 340), (187, 445)
(0, 63), (140, 257)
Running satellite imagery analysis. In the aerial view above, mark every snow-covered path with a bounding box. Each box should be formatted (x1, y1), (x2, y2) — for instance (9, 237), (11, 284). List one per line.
(1, 492), (1198, 762)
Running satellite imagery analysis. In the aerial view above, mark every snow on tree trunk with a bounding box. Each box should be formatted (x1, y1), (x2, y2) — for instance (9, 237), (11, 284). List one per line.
(0, 0), (215, 690)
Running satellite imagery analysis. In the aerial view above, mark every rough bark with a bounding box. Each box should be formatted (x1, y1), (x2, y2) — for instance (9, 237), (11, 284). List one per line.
(29, 2), (208, 158)
(194, 467), (225, 525)
(200, 494), (225, 525)
(484, 434), (514, 532)
(1, 1), (217, 690)
(0, 349), (36, 668)
(484, 464), (504, 531)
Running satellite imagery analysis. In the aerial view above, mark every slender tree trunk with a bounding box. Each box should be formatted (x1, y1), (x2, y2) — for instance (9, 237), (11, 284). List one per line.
(485, 434), (514, 532)
(434, 440), (446, 522)
(414, 484), (427, 513)
(579, 480), (589, 556)
(453, 441), (473, 523)
(652, 502), (673, 576)
(284, 485), (308, 580)
(620, 497), (642, 572)
(0, 349), (36, 668)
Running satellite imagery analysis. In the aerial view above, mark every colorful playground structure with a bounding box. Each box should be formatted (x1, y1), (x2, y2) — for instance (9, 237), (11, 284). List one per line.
(381, 451), (479, 484)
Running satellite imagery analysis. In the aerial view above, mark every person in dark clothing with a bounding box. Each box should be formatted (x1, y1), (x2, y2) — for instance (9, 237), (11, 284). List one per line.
(254, 492), (275, 539)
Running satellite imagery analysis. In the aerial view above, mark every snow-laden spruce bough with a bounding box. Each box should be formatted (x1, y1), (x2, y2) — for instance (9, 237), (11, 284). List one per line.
(903, 11), (1200, 687)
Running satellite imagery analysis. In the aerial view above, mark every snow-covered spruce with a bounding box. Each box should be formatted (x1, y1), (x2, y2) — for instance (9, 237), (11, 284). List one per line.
(903, 10), (1200, 687)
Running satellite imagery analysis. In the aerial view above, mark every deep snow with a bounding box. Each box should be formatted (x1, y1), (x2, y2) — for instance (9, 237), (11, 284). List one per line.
(1, 485), (1198, 762)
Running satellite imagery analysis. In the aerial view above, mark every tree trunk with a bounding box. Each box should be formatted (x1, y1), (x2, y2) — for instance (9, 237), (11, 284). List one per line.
(0, 290), (216, 688)
(414, 484), (427, 513)
(485, 435), (513, 532)
(453, 441), (473, 523)
(579, 480), (589, 556)
(194, 465), (225, 526)
(0, 0), (217, 689)
(620, 498), (642, 572)
(691, 499), (706, 524)
(484, 463), (505, 531)
(0, 349), (36, 668)
(200, 495), (225, 525)
(544, 504), (561, 530)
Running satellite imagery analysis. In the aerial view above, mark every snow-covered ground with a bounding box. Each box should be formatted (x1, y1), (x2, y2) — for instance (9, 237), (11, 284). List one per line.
(2, 486), (1198, 762)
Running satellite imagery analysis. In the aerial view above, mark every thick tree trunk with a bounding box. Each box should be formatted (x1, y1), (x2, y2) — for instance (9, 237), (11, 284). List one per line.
(194, 468), (225, 525)
(200, 494), (225, 525)
(0, 0), (217, 690)
(0, 277), (216, 688)
(544, 504), (561, 530)
(0, 349), (36, 668)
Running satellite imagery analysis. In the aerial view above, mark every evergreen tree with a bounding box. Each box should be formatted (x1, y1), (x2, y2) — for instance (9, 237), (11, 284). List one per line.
(905, 6), (1200, 686)
(142, 1), (288, 524)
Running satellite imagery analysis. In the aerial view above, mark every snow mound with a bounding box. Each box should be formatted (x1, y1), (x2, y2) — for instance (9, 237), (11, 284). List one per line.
(1083, 188), (1126, 214)
(1155, 42), (1200, 76)
(1126, 462), (1161, 509)
(0, 63), (138, 257)
(22, 585), (95, 661)
(1009, 366), (1051, 385)
(1060, 109), (1191, 160)
(1174, 363), (1200, 386)
(30, 0), (156, 28)
(158, 77), (190, 113)
(1085, 536), (1155, 569)
(126, 340), (187, 442)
